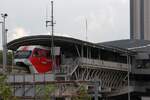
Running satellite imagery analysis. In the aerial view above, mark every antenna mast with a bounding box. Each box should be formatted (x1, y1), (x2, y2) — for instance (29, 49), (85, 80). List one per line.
(51, 1), (55, 73)
(46, 1), (56, 73)
(85, 18), (88, 41)
(51, 1), (54, 50)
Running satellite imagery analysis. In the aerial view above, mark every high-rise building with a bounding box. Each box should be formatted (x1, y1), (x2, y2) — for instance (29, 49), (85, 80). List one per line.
(130, 0), (150, 40)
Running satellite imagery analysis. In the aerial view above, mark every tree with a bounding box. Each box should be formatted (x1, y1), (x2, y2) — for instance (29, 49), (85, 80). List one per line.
(0, 51), (2, 65)
(0, 74), (16, 100)
(44, 84), (56, 100)
(73, 84), (91, 100)
(0, 50), (13, 65)
(36, 84), (56, 100)
(7, 51), (13, 65)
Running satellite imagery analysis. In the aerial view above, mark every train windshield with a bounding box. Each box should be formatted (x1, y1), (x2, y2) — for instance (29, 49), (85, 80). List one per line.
(14, 51), (32, 59)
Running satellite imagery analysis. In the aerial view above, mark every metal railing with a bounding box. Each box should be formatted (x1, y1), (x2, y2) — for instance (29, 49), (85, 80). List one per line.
(78, 57), (129, 71)
(60, 58), (79, 75)
(6, 73), (99, 99)
(59, 57), (129, 77)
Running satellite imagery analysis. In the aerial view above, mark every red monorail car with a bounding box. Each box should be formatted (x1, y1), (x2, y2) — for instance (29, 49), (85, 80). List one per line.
(14, 45), (60, 73)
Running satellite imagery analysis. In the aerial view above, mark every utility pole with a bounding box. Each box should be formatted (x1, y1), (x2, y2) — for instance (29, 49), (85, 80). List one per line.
(127, 54), (130, 100)
(1, 13), (8, 73)
(45, 2), (56, 100)
(51, 1), (55, 73)
(0, 21), (3, 72)
(46, 1), (56, 73)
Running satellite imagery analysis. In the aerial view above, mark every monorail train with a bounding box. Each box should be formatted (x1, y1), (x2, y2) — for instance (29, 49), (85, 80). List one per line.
(14, 45), (60, 73)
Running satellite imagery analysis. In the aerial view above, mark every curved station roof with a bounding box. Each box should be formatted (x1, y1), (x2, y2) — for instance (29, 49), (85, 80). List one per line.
(99, 39), (150, 52)
(99, 39), (150, 49)
(7, 35), (134, 54)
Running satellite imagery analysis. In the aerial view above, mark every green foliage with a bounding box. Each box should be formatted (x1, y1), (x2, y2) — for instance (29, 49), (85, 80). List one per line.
(73, 84), (91, 100)
(36, 84), (56, 100)
(0, 50), (13, 65)
(44, 84), (56, 100)
(0, 74), (14, 100)
(0, 50), (2, 65)
(7, 52), (13, 65)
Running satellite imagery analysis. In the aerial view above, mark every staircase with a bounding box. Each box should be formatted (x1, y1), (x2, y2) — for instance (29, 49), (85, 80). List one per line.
(59, 58), (80, 77)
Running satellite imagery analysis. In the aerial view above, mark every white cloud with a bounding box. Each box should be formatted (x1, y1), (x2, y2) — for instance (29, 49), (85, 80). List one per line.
(10, 27), (29, 40)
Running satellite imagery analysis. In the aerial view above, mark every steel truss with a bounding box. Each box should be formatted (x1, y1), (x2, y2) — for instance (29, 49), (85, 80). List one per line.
(62, 57), (129, 92)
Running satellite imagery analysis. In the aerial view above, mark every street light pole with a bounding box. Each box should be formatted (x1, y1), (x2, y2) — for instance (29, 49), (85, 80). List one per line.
(0, 21), (3, 71)
(127, 54), (130, 100)
(1, 13), (8, 73)
(51, 1), (55, 73)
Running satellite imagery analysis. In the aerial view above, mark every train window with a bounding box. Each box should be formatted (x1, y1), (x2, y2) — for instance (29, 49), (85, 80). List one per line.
(46, 50), (51, 58)
(34, 50), (38, 56)
(33, 49), (40, 57)
(14, 51), (31, 59)
(33, 48), (50, 58)
(40, 50), (47, 57)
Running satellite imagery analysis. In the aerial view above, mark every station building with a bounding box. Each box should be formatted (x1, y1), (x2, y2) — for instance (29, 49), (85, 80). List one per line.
(5, 35), (150, 99)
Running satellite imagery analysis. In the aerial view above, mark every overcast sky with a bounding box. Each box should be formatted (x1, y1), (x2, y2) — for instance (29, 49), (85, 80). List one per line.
(0, 0), (129, 48)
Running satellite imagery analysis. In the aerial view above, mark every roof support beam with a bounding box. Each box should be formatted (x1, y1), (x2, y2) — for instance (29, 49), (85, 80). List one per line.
(75, 45), (81, 57)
